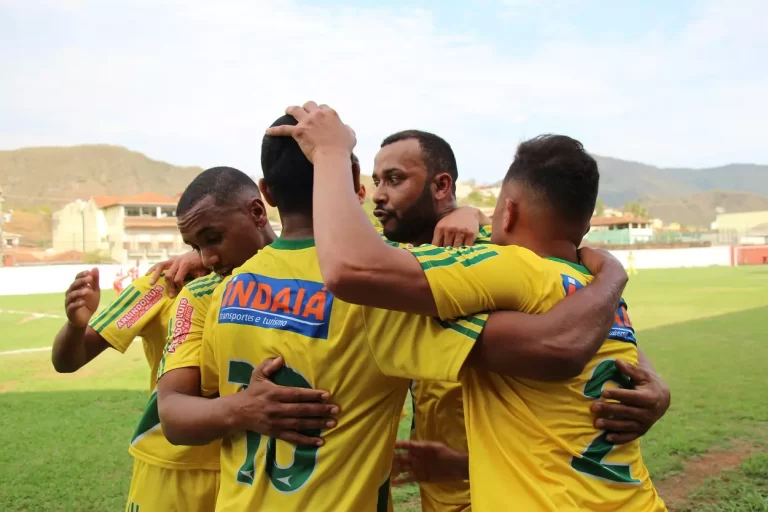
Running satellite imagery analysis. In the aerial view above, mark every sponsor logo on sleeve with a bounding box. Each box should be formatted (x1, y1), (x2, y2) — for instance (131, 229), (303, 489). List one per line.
(116, 285), (165, 329)
(561, 274), (636, 344)
(166, 298), (195, 354)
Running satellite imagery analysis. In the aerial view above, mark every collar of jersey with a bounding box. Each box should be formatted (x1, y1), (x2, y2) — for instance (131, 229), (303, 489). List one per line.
(546, 256), (591, 276)
(270, 237), (316, 250)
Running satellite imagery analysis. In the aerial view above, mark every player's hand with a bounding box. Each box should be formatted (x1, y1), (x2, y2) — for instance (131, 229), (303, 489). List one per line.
(265, 101), (357, 163)
(432, 207), (481, 247)
(147, 251), (207, 298)
(591, 360), (671, 444)
(578, 247), (628, 286)
(391, 440), (469, 486)
(233, 357), (340, 447)
(64, 268), (101, 328)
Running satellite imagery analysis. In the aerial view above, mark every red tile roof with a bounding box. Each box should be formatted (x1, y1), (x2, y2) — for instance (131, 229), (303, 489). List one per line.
(590, 215), (651, 227)
(93, 192), (178, 208)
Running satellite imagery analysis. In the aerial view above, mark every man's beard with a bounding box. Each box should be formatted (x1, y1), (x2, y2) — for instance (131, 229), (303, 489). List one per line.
(381, 184), (439, 245)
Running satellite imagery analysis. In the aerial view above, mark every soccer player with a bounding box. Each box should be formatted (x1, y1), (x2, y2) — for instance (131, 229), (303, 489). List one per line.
(271, 102), (666, 511)
(370, 129), (670, 512)
(170, 113), (629, 512)
(51, 167), (337, 512)
(628, 250), (638, 275)
(156, 166), (341, 449)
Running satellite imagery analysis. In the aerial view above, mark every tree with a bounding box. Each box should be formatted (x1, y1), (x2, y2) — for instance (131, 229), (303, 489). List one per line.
(595, 199), (606, 216)
(623, 201), (649, 219)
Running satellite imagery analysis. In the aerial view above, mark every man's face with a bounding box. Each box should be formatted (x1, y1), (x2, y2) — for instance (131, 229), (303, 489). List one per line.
(372, 139), (438, 244)
(177, 195), (268, 277)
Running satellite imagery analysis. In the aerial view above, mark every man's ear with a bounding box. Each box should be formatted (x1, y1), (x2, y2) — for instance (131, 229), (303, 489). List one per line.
(502, 198), (518, 233)
(249, 197), (269, 228)
(432, 172), (454, 201)
(352, 161), (362, 193)
(357, 183), (367, 205)
(259, 179), (277, 208)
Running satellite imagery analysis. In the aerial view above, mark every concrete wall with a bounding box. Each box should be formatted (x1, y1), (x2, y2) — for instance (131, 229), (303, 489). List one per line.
(0, 263), (152, 296)
(2, 245), (765, 296)
(607, 246), (733, 269)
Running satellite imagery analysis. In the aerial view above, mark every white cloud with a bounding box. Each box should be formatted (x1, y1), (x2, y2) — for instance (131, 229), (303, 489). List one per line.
(0, 0), (766, 183)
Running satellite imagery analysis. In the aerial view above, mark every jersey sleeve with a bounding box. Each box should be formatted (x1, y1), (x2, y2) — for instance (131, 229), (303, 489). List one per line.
(476, 224), (492, 244)
(199, 278), (229, 398)
(405, 243), (554, 320)
(89, 275), (170, 353)
(361, 305), (488, 382)
(157, 274), (221, 378)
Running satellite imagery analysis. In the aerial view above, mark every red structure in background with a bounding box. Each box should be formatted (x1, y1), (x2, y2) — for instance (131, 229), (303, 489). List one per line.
(734, 245), (768, 265)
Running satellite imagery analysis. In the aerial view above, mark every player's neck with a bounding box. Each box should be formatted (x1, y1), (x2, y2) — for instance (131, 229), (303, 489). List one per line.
(278, 212), (314, 240)
(509, 232), (580, 264)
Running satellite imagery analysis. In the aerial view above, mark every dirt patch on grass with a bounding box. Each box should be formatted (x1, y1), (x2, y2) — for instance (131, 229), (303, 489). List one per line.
(656, 440), (760, 510)
(0, 380), (20, 392)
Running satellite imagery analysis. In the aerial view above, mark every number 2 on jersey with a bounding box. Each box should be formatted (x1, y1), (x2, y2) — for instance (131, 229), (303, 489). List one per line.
(228, 361), (321, 492)
(571, 359), (640, 484)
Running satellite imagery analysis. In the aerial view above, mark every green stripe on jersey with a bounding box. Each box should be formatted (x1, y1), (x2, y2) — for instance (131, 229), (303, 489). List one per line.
(463, 315), (487, 328)
(90, 285), (136, 327)
(90, 286), (137, 331)
(438, 318), (482, 341)
(192, 287), (215, 298)
(418, 249), (497, 270)
(131, 390), (160, 445)
(188, 275), (220, 291)
(93, 289), (142, 333)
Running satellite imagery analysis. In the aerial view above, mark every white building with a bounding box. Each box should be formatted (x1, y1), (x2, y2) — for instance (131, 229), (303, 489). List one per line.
(585, 216), (654, 245)
(53, 193), (187, 264)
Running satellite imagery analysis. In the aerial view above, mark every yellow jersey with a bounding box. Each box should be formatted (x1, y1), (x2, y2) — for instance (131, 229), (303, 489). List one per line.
(407, 224), (494, 510)
(89, 274), (219, 471)
(158, 273), (223, 377)
(407, 243), (666, 511)
(199, 237), (486, 512)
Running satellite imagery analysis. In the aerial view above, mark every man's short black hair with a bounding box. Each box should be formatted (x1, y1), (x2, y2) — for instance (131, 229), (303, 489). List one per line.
(381, 130), (458, 194)
(261, 115), (314, 215)
(504, 134), (599, 224)
(177, 166), (260, 216)
(261, 115), (359, 215)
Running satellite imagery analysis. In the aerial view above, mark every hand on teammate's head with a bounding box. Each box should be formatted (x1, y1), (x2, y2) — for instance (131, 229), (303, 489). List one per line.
(265, 101), (357, 163)
(64, 268), (101, 328)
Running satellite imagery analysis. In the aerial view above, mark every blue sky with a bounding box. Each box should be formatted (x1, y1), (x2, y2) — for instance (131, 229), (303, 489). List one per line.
(1, 0), (766, 184)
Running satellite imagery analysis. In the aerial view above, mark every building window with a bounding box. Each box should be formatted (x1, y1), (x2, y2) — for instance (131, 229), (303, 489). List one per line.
(125, 206), (155, 217)
(159, 206), (176, 218)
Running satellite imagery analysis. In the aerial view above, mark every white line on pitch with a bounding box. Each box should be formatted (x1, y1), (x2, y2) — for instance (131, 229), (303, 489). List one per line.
(0, 338), (141, 357)
(0, 347), (52, 355)
(0, 309), (65, 319)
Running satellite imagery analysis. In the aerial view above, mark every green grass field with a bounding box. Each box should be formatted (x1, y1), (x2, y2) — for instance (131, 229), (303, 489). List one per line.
(1, 266), (767, 511)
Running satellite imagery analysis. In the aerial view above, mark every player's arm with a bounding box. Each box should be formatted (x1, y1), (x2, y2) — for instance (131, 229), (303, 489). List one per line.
(52, 269), (113, 373)
(315, 149), (439, 315)
(158, 359), (338, 447)
(266, 106), (439, 315)
(465, 262), (626, 381)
